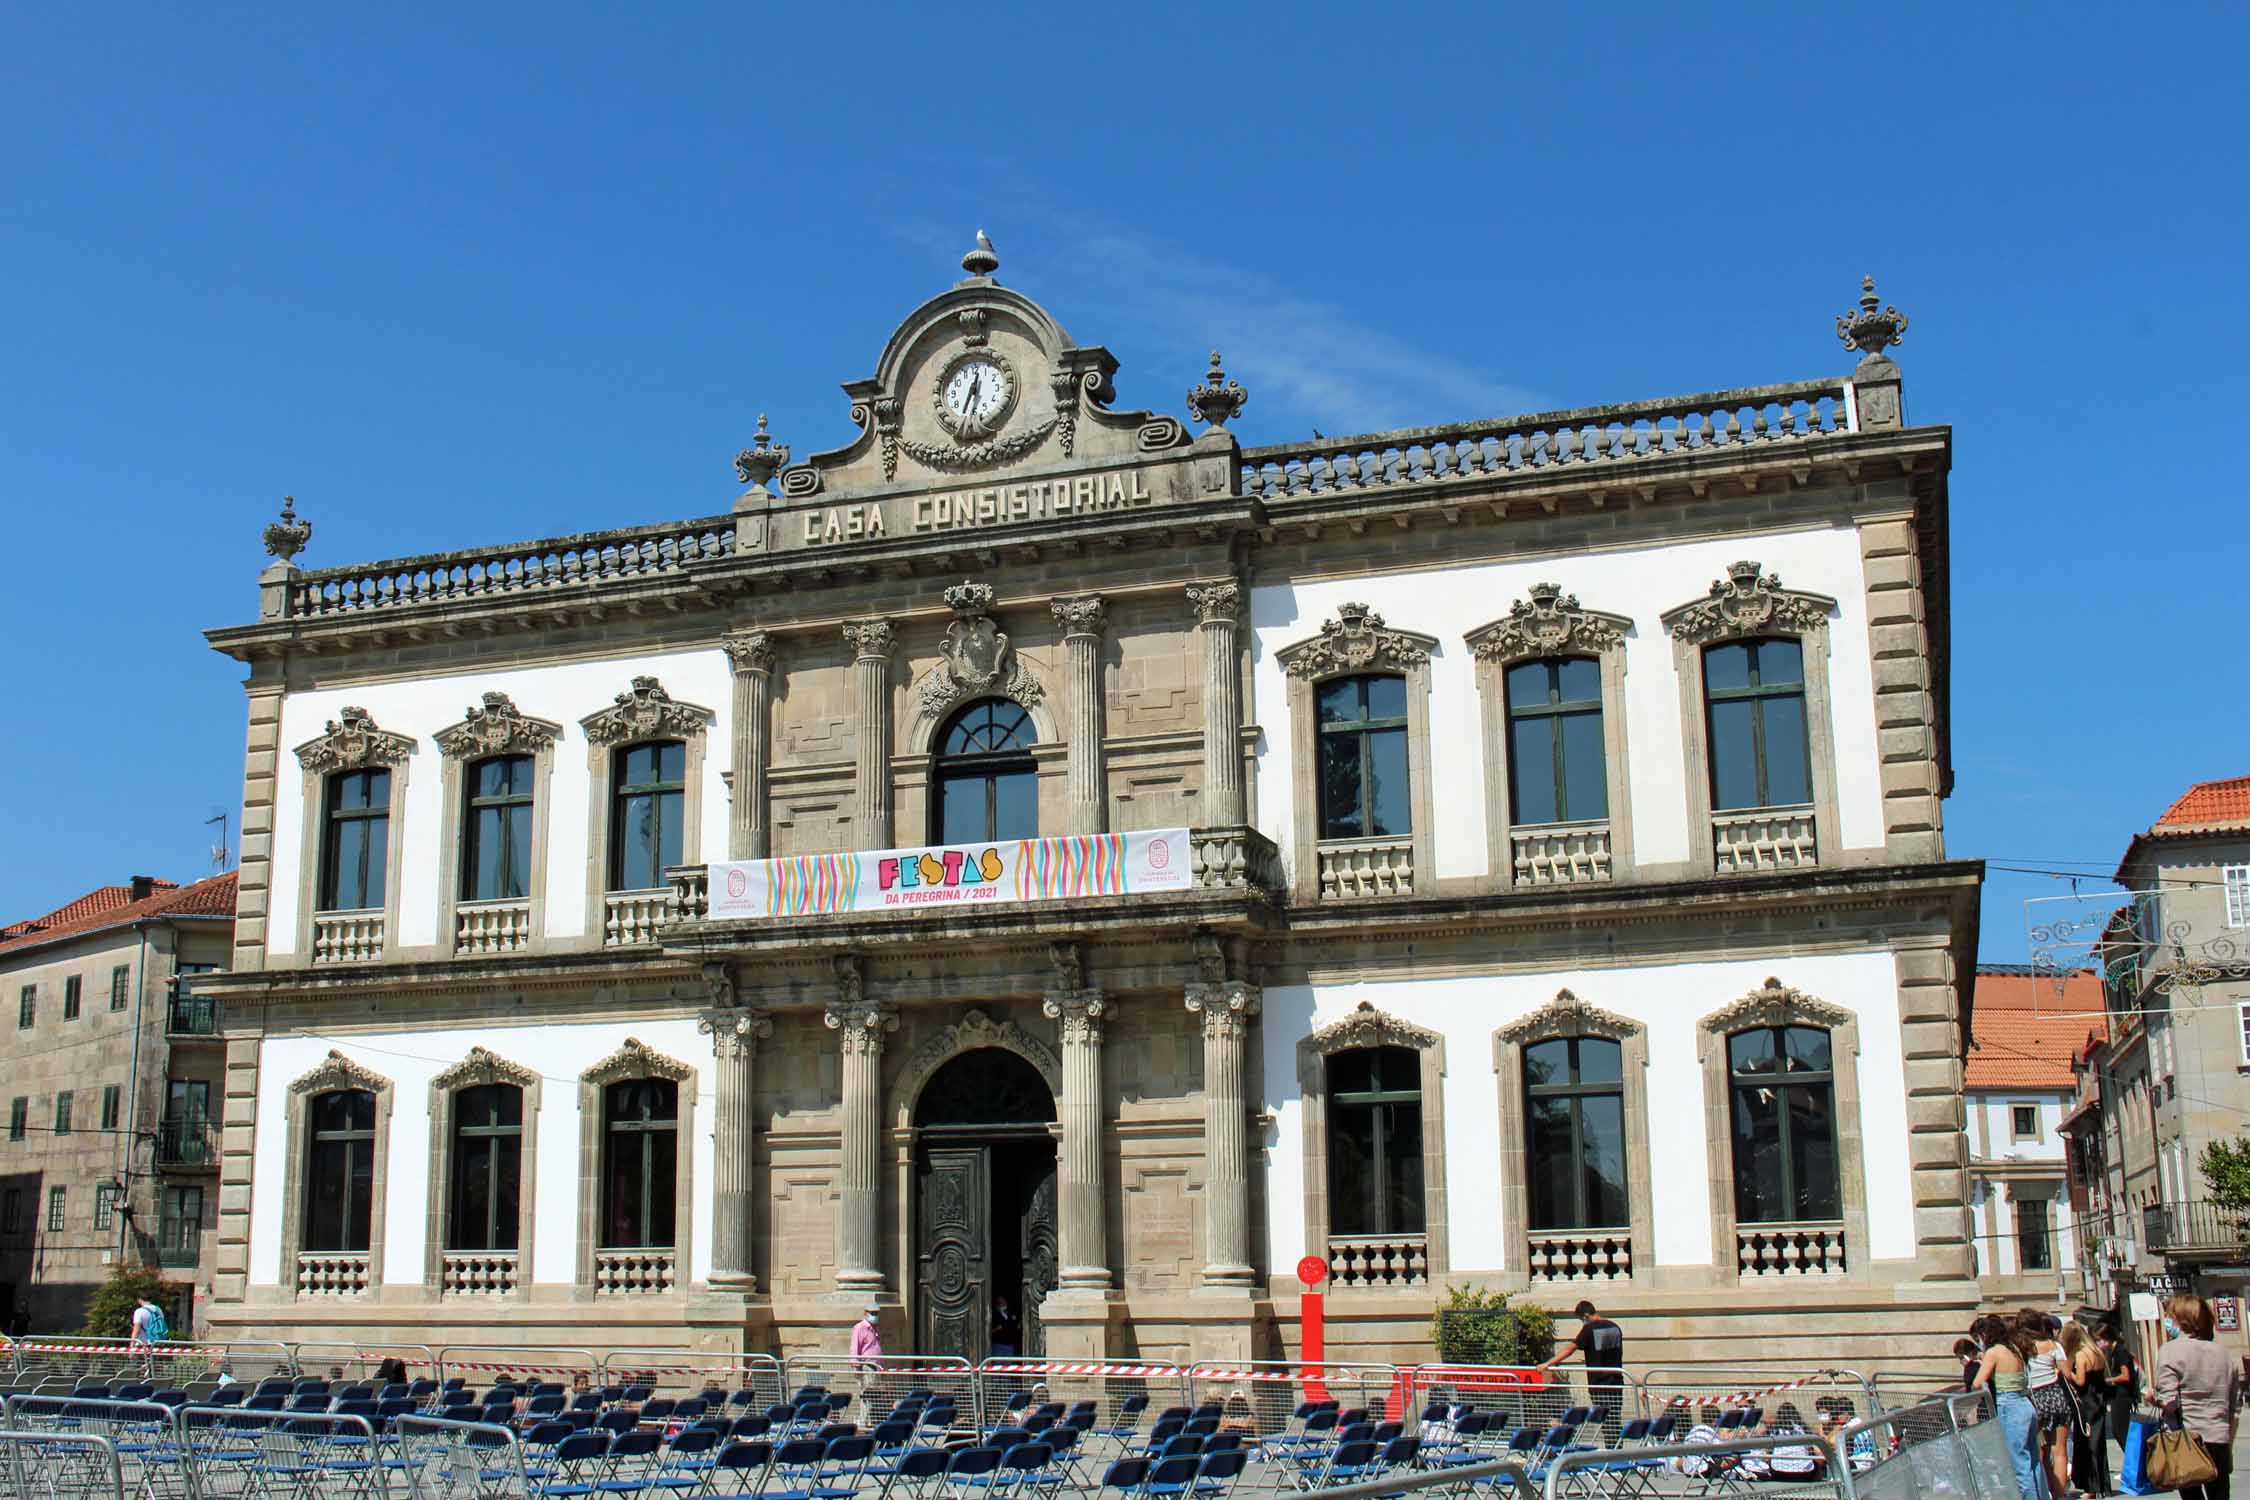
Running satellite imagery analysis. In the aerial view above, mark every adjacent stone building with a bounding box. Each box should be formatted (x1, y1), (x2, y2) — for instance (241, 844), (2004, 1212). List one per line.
(0, 872), (236, 1332)
(196, 246), (1978, 1368)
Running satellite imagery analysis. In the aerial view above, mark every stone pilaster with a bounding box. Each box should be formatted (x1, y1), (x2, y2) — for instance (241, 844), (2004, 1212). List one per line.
(1042, 945), (1110, 1293)
(1186, 978), (1262, 1288)
(824, 957), (895, 1298)
(699, 966), (770, 1293)
(722, 630), (778, 860)
(232, 681), (285, 971)
(1895, 939), (1975, 1281)
(1050, 595), (1107, 834)
(1187, 579), (1245, 825)
(841, 619), (898, 850)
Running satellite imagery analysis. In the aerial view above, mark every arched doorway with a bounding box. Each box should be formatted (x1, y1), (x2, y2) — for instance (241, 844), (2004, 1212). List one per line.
(913, 1048), (1058, 1360)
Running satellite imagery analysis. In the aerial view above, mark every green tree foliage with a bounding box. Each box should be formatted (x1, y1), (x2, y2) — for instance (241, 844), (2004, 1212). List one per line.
(2200, 1138), (2250, 1214)
(80, 1262), (172, 1339)
(1431, 1285), (1556, 1366)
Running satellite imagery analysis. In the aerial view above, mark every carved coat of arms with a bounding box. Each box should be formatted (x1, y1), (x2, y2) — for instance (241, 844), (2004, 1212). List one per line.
(921, 581), (1043, 720)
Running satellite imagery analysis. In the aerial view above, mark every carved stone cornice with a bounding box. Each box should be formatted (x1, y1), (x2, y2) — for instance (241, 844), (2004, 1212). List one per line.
(289, 1049), (393, 1096)
(699, 1007), (774, 1060)
(430, 1045), (538, 1093)
(1186, 578), (1242, 627)
(295, 707), (416, 774)
(1186, 980), (1262, 1040)
(1306, 1000), (1439, 1055)
(825, 998), (899, 1056)
(1699, 976), (1855, 1036)
(1662, 562), (1836, 645)
(1496, 988), (1642, 1046)
(893, 1008), (1062, 1105)
(1278, 603), (1437, 679)
(841, 618), (898, 661)
(433, 691), (561, 759)
(582, 1036), (693, 1086)
(1467, 584), (1631, 664)
(580, 677), (714, 746)
(721, 629), (778, 675)
(1050, 594), (1106, 639)
(1042, 989), (1107, 1044)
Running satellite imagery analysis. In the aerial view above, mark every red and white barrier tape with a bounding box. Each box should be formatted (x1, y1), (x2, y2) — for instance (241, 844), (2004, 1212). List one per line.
(983, 1363), (1178, 1378)
(1663, 1374), (1822, 1409)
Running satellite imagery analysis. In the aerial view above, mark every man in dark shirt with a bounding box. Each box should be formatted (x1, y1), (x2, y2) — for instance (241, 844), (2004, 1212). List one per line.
(1538, 1300), (1625, 1440)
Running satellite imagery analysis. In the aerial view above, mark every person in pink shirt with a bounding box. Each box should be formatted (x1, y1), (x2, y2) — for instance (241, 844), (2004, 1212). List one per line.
(850, 1305), (883, 1401)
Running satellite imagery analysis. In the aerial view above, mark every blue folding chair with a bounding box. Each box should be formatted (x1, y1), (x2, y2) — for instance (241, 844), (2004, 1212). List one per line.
(706, 1440), (774, 1496)
(873, 1447), (949, 1500)
(595, 1428), (663, 1498)
(535, 1431), (614, 1499)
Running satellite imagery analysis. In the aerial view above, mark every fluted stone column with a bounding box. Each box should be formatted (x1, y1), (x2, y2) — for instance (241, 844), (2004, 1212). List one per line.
(698, 977), (771, 1293)
(1186, 978), (1261, 1287)
(1050, 595), (1107, 834)
(1042, 957), (1110, 1293)
(825, 957), (895, 1298)
(1187, 580), (1245, 825)
(841, 619), (897, 850)
(721, 630), (778, 859)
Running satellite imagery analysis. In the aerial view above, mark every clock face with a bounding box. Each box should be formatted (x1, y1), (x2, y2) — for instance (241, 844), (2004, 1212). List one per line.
(942, 358), (1011, 426)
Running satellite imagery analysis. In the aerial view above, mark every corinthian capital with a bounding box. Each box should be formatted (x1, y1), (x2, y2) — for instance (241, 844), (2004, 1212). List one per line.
(1186, 981), (1262, 1039)
(1186, 578), (1243, 626)
(1042, 990), (1107, 1045)
(698, 1007), (774, 1060)
(824, 999), (897, 1055)
(842, 618), (898, 660)
(722, 629), (778, 674)
(1050, 594), (1106, 640)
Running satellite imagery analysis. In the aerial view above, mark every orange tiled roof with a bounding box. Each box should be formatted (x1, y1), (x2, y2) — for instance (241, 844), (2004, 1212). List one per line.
(1968, 966), (2108, 1089)
(0, 871), (236, 956)
(2155, 774), (2250, 831)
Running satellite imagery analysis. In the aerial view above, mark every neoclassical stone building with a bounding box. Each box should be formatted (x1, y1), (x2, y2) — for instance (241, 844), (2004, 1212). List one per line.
(198, 246), (1979, 1367)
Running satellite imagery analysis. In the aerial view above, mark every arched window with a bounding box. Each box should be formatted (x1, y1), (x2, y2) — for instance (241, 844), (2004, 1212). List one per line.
(304, 1089), (376, 1252)
(1524, 1035), (1627, 1231)
(1726, 1024), (1840, 1224)
(1703, 639), (1811, 812)
(461, 756), (535, 901)
(319, 770), (391, 912)
(1325, 1046), (1425, 1238)
(448, 1084), (523, 1252)
(1316, 675), (1411, 840)
(601, 1077), (678, 1249)
(610, 741), (685, 891)
(1504, 657), (1607, 825)
(934, 700), (1037, 844)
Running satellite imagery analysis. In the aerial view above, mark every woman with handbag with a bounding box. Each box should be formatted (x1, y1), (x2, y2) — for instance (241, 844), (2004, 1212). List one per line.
(2063, 1321), (2112, 1497)
(2153, 1294), (2241, 1500)
(1972, 1312), (2050, 1499)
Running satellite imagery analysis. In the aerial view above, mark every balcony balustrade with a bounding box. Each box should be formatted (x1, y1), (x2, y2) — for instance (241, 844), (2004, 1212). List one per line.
(155, 1118), (215, 1169)
(2144, 1201), (2250, 1257)
(1326, 1233), (1430, 1288)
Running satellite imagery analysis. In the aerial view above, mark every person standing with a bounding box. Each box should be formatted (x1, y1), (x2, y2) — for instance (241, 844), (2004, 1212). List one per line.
(850, 1304), (884, 1400)
(2063, 1321), (2111, 1497)
(2154, 1294), (2240, 1500)
(1971, 1312), (2048, 1500)
(2019, 1311), (2074, 1500)
(1537, 1301), (1625, 1441)
(2100, 1325), (2139, 1448)
(990, 1297), (1020, 1358)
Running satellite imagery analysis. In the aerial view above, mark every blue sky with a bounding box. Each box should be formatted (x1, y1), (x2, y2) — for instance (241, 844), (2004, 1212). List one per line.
(2, 2), (2242, 956)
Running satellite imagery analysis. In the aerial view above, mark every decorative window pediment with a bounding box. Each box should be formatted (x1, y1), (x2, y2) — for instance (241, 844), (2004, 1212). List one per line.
(1662, 561), (1837, 645)
(434, 692), (562, 759)
(1307, 1000), (1440, 1055)
(1497, 988), (1643, 1045)
(581, 678), (714, 747)
(1278, 603), (1437, 680)
(1699, 976), (1855, 1037)
(296, 708), (416, 774)
(431, 1045), (539, 1093)
(289, 1049), (393, 1097)
(917, 580), (1046, 723)
(1467, 584), (1630, 663)
(581, 1037), (693, 1086)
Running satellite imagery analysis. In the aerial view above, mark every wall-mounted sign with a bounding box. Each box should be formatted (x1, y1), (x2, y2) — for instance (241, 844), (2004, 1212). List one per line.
(707, 828), (1193, 920)
(768, 464), (1181, 550)
(2215, 1295), (2240, 1333)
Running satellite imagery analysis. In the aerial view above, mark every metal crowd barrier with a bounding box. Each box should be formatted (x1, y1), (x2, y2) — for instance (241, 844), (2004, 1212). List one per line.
(292, 1344), (439, 1389)
(780, 1355), (978, 1428)
(3, 1341), (295, 1395)
(177, 1406), (388, 1500)
(1865, 1367), (1972, 1412)
(1633, 1366), (1878, 1434)
(432, 1347), (596, 1390)
(974, 1359), (1184, 1445)
(3, 1397), (186, 1500)
(597, 1351), (784, 1408)
(389, 1416), (524, 1500)
(1837, 1389), (2011, 1500)
(0, 1427), (127, 1500)
(1544, 1431), (1847, 1497)
(1407, 1363), (1594, 1443)
(1184, 1360), (1404, 1441)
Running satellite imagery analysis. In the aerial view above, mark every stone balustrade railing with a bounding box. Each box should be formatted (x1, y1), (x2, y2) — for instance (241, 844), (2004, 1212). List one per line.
(295, 1252), (371, 1296)
(1318, 837), (1415, 900)
(285, 517), (735, 620)
(441, 1251), (519, 1295)
(1240, 380), (1856, 503)
(1188, 826), (1284, 892)
(310, 910), (383, 964)
(1511, 824), (1613, 887)
(1526, 1229), (1633, 1283)
(667, 865), (710, 923)
(1712, 807), (1818, 874)
(1327, 1234), (1430, 1288)
(455, 897), (531, 955)
(593, 1248), (677, 1295)
(603, 888), (676, 947)
(1735, 1222), (1847, 1276)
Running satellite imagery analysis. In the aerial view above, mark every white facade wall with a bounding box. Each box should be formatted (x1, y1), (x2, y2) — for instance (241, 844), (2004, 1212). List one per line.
(267, 650), (735, 955)
(1966, 1087), (2075, 1280)
(1247, 526), (1885, 881)
(1261, 947), (1915, 1271)
(248, 1020), (715, 1289)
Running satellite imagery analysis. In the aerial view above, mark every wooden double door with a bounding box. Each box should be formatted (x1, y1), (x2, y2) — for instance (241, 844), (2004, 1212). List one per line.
(915, 1132), (1057, 1361)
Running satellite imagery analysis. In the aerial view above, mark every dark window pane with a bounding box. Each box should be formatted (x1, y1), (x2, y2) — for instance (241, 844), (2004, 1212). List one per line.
(1731, 1083), (1784, 1224)
(1385, 1103), (1425, 1233)
(1328, 1103), (1376, 1237)
(1704, 643), (1752, 693)
(1756, 638), (1804, 687)
(1783, 1028), (1831, 1073)
(1318, 733), (1365, 839)
(1761, 694), (1812, 806)
(1708, 699), (1760, 811)
(491, 1136), (521, 1250)
(647, 1130), (677, 1245)
(1579, 1094), (1628, 1227)
(1559, 711), (1607, 821)
(1526, 1095), (1573, 1230)
(991, 769), (1038, 842)
(1786, 1085), (1840, 1219)
(505, 808), (532, 897)
(938, 778), (986, 845)
(455, 1136), (493, 1250)
(1374, 1046), (1421, 1094)
(1523, 1039), (1568, 1089)
(1327, 1051), (1373, 1095)
(1509, 716), (1559, 826)
(1363, 675), (1408, 721)
(1505, 662), (1549, 708)
(1316, 678), (1361, 726)
(1729, 1029), (1777, 1075)
(1575, 1037), (1623, 1086)
(1554, 657), (1601, 705)
(605, 1136), (645, 1246)
(1367, 727), (1410, 837)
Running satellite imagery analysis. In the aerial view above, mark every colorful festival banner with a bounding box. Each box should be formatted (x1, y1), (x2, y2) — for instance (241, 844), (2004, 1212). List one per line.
(706, 828), (1194, 920)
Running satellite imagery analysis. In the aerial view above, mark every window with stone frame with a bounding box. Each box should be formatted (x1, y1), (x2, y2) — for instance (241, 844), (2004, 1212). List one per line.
(601, 1077), (679, 1250)
(47, 1186), (66, 1233)
(448, 1084), (523, 1253)
(461, 756), (536, 902)
(303, 1089), (377, 1253)
(94, 1182), (117, 1231)
(2016, 1196), (2053, 1271)
(1297, 1003), (1447, 1287)
(2228, 865), (2250, 929)
(319, 769), (391, 912)
(101, 1085), (120, 1131)
(1726, 1024), (1842, 1225)
(610, 742), (685, 891)
(110, 964), (129, 1010)
(430, 693), (560, 954)
(294, 708), (415, 962)
(1316, 675), (1412, 841)
(0, 1188), (19, 1234)
(1325, 1046), (1426, 1239)
(6, 1098), (23, 1141)
(63, 975), (81, 1021)
(17, 985), (32, 1028)
(54, 1092), (71, 1137)
(1525, 1035), (1627, 1232)
(933, 699), (1039, 844)
(1703, 638), (1813, 812)
(581, 679), (711, 929)
(1504, 659), (1607, 827)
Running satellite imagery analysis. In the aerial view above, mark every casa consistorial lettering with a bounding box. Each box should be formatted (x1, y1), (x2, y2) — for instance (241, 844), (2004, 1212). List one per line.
(782, 465), (1160, 548)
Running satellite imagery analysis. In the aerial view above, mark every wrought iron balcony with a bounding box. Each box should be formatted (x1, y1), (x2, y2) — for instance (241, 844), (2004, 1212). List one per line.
(155, 1118), (215, 1169)
(2143, 1201), (2250, 1257)
(166, 989), (219, 1036)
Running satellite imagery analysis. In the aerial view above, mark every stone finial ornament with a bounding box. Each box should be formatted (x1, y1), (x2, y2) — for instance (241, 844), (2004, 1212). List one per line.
(962, 228), (999, 278)
(733, 415), (790, 492)
(1836, 275), (1908, 363)
(1186, 350), (1248, 428)
(262, 495), (312, 562)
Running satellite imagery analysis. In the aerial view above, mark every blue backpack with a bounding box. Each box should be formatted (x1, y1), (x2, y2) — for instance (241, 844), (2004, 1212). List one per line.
(143, 1303), (168, 1343)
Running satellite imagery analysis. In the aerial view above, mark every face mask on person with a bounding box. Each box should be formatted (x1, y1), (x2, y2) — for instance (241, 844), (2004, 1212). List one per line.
(2163, 1318), (2181, 1338)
